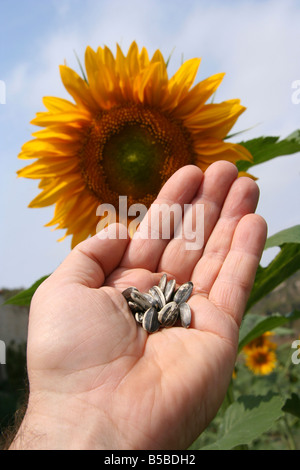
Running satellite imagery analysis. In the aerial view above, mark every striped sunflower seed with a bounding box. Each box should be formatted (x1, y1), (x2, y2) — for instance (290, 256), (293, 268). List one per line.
(148, 285), (166, 310)
(130, 291), (153, 311)
(122, 286), (138, 301)
(121, 275), (193, 333)
(142, 307), (160, 333)
(164, 279), (177, 303)
(158, 301), (179, 327)
(158, 273), (167, 293)
(173, 282), (193, 305)
(128, 300), (142, 314)
(179, 302), (191, 328)
(142, 292), (159, 310)
(135, 312), (144, 324)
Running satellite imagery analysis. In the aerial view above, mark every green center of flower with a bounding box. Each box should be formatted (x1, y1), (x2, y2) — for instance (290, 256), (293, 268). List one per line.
(79, 103), (194, 207)
(102, 125), (164, 199)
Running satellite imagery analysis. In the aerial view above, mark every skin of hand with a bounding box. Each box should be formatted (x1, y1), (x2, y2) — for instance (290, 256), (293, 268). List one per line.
(10, 162), (267, 450)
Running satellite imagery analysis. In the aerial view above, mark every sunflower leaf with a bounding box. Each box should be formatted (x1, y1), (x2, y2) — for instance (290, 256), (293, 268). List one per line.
(236, 130), (300, 172)
(200, 393), (284, 450)
(3, 275), (50, 307)
(246, 225), (300, 312)
(238, 311), (300, 352)
(264, 225), (300, 249)
(282, 393), (300, 419)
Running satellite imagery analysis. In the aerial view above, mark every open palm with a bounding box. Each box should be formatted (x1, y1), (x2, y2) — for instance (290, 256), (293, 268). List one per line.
(18, 162), (267, 450)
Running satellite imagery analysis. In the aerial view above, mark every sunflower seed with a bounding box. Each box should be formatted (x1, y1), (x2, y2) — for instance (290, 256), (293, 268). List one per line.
(179, 302), (191, 328)
(122, 277), (193, 333)
(142, 307), (160, 333)
(158, 301), (179, 327)
(142, 292), (159, 309)
(122, 286), (139, 301)
(164, 279), (177, 303)
(128, 300), (143, 314)
(173, 282), (193, 305)
(149, 285), (166, 310)
(158, 273), (167, 293)
(130, 291), (153, 311)
(135, 311), (144, 324)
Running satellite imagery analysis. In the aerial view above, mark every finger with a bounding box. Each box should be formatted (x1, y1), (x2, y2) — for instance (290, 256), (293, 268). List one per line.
(191, 176), (260, 295)
(120, 165), (203, 271)
(51, 223), (130, 288)
(208, 214), (267, 326)
(157, 161), (238, 282)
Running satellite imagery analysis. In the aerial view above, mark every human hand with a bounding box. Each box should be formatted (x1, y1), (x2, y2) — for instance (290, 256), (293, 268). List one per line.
(10, 162), (267, 450)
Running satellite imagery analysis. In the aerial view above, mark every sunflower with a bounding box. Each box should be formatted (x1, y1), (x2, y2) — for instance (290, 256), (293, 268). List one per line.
(244, 346), (277, 376)
(243, 332), (277, 353)
(18, 41), (252, 248)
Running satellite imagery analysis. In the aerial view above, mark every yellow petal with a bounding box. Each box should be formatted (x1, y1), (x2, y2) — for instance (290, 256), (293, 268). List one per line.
(150, 49), (166, 65)
(171, 73), (225, 119)
(59, 65), (99, 113)
(143, 61), (168, 106)
(20, 139), (80, 157)
(166, 58), (201, 107)
(85, 46), (123, 108)
(28, 175), (84, 208)
(31, 110), (91, 127)
(103, 46), (116, 69)
(137, 62), (166, 104)
(43, 96), (77, 112)
(31, 126), (80, 142)
(127, 41), (140, 76)
(185, 100), (246, 140)
(139, 47), (150, 69)
(17, 157), (79, 179)
(194, 139), (253, 170)
(238, 171), (257, 180)
(45, 194), (80, 227)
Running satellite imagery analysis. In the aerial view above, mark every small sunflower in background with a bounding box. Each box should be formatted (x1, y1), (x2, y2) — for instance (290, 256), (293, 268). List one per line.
(18, 41), (252, 248)
(243, 331), (277, 353)
(244, 346), (277, 376)
(243, 332), (277, 376)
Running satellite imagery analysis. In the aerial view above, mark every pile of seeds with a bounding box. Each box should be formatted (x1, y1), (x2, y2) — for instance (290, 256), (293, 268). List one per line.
(122, 274), (193, 333)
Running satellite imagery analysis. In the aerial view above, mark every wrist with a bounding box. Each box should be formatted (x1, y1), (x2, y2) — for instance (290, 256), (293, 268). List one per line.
(9, 391), (113, 450)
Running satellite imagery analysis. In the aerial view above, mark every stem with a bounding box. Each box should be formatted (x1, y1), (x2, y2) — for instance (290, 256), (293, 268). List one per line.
(275, 383), (297, 450)
(222, 379), (235, 412)
(281, 415), (297, 450)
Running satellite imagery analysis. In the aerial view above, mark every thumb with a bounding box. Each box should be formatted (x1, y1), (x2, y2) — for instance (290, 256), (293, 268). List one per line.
(51, 223), (130, 288)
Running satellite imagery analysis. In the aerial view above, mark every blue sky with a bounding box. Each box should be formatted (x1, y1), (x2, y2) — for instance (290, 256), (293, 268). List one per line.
(0, 0), (299, 288)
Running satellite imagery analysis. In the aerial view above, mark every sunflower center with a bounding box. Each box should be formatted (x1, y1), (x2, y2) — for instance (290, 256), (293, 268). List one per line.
(256, 352), (269, 365)
(102, 124), (164, 198)
(79, 103), (194, 206)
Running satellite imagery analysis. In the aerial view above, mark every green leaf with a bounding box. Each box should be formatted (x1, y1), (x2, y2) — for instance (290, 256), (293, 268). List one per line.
(3, 275), (50, 307)
(201, 393), (284, 450)
(265, 225), (300, 249)
(246, 226), (300, 311)
(282, 393), (300, 419)
(246, 243), (300, 312)
(236, 130), (300, 172)
(238, 311), (300, 352)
